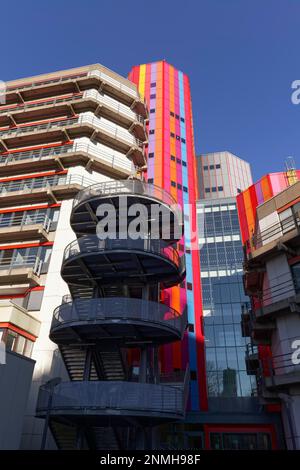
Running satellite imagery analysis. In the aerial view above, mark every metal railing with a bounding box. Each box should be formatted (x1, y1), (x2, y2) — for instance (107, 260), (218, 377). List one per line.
(0, 112), (143, 148)
(248, 211), (300, 251)
(72, 140), (132, 172)
(52, 298), (187, 338)
(88, 70), (138, 99)
(78, 112), (143, 147)
(249, 272), (297, 309)
(0, 213), (51, 232)
(0, 90), (144, 124)
(0, 93), (83, 115)
(0, 255), (43, 276)
(73, 179), (178, 210)
(83, 89), (143, 123)
(0, 116), (78, 137)
(0, 144), (73, 165)
(0, 173), (96, 195)
(63, 235), (184, 273)
(5, 69), (140, 101)
(6, 72), (87, 92)
(36, 378), (187, 418)
(260, 349), (300, 378)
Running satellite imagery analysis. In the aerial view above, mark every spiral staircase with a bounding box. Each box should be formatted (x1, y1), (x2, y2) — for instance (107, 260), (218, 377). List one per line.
(36, 180), (189, 450)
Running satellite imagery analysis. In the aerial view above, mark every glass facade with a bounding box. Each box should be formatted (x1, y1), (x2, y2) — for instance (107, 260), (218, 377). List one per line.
(198, 198), (256, 397)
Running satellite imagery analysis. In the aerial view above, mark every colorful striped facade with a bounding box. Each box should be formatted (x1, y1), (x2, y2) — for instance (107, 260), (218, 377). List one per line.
(129, 61), (207, 411)
(237, 170), (300, 245)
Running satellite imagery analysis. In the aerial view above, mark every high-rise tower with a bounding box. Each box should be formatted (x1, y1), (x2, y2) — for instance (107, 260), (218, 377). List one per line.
(129, 61), (207, 415)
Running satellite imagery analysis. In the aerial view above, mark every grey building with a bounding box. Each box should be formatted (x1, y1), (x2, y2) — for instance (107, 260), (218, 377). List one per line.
(196, 151), (284, 449)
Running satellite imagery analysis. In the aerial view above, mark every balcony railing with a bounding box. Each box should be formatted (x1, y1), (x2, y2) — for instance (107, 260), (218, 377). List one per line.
(63, 235), (183, 272)
(0, 255), (43, 276)
(0, 90), (144, 124)
(0, 173), (95, 195)
(5, 69), (140, 101)
(0, 140), (132, 174)
(0, 112), (144, 148)
(78, 112), (143, 147)
(73, 179), (179, 210)
(0, 213), (51, 232)
(6, 72), (87, 92)
(83, 90), (143, 123)
(0, 117), (78, 137)
(37, 375), (189, 419)
(262, 350), (300, 376)
(248, 211), (300, 252)
(0, 144), (73, 165)
(52, 297), (187, 338)
(250, 272), (297, 310)
(0, 93), (83, 115)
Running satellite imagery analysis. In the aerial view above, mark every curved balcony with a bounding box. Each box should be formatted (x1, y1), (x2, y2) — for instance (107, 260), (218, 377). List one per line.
(70, 180), (183, 242)
(36, 378), (188, 426)
(61, 235), (185, 288)
(50, 298), (187, 346)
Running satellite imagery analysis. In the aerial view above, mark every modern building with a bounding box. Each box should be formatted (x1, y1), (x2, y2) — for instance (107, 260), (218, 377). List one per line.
(129, 61), (207, 448)
(197, 152), (284, 449)
(238, 170), (300, 449)
(0, 64), (177, 449)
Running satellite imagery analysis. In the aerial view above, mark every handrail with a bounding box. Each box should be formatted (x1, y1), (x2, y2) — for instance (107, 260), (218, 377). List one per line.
(5, 69), (140, 101)
(73, 179), (180, 213)
(248, 211), (300, 252)
(0, 140), (132, 174)
(0, 112), (144, 148)
(0, 90), (144, 124)
(0, 255), (42, 275)
(79, 112), (143, 147)
(0, 173), (96, 195)
(0, 93), (83, 115)
(0, 143), (73, 165)
(260, 348), (300, 377)
(0, 213), (52, 231)
(52, 298), (187, 338)
(63, 235), (182, 271)
(36, 379), (186, 417)
(0, 116), (78, 137)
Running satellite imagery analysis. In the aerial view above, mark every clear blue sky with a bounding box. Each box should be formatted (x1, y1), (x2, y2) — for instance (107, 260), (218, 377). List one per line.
(1, 0), (299, 181)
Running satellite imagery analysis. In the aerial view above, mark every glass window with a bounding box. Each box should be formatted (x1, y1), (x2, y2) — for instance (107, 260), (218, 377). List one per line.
(292, 262), (300, 292)
(210, 433), (222, 450)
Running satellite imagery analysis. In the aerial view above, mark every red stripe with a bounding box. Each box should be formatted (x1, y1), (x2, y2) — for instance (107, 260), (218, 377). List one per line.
(0, 203), (61, 214)
(0, 323), (37, 341)
(0, 241), (53, 250)
(0, 169), (67, 183)
(0, 141), (73, 156)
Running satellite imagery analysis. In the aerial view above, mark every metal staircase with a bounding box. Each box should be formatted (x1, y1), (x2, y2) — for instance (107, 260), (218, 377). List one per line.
(37, 180), (189, 450)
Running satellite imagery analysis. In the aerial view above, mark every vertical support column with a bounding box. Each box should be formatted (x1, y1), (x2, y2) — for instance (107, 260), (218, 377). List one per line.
(83, 349), (92, 381)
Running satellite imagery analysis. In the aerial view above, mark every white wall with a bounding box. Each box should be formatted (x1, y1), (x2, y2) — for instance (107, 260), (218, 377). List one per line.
(20, 168), (111, 449)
